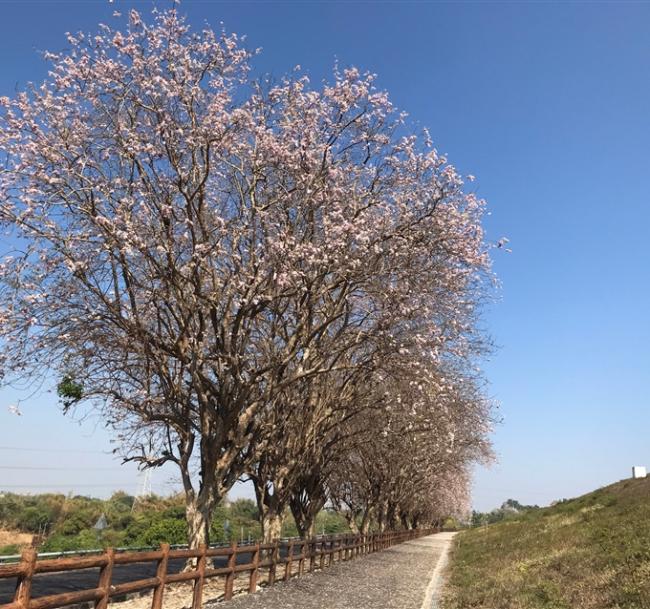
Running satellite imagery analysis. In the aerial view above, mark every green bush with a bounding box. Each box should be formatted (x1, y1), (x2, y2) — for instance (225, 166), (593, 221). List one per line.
(41, 530), (102, 552)
(1, 490), (358, 552)
(229, 499), (258, 521)
(137, 518), (187, 546)
(18, 506), (51, 533)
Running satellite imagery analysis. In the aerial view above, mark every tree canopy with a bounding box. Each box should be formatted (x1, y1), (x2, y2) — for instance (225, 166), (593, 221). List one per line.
(0, 8), (495, 547)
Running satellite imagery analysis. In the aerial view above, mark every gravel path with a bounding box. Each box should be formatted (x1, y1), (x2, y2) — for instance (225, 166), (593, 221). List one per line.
(208, 532), (456, 609)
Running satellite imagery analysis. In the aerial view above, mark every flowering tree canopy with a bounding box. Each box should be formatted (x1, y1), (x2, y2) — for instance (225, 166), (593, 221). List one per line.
(0, 8), (494, 546)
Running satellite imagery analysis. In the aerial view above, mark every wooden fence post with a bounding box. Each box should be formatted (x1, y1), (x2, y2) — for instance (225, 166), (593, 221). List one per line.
(248, 543), (260, 593)
(13, 547), (37, 609)
(191, 544), (207, 609)
(319, 538), (326, 569)
(151, 543), (169, 609)
(284, 540), (294, 581)
(95, 548), (115, 609)
(268, 541), (279, 586)
(309, 540), (316, 572)
(298, 541), (306, 575)
(224, 540), (237, 601)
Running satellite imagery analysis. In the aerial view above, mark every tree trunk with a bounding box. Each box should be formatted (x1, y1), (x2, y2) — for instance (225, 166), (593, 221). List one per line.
(181, 447), (221, 568)
(306, 519), (317, 539)
(377, 500), (388, 532)
(290, 494), (325, 539)
(186, 499), (211, 549)
(387, 502), (400, 530)
(184, 490), (219, 569)
(360, 506), (373, 535)
(291, 505), (310, 539)
(290, 469), (327, 539)
(261, 512), (284, 543)
(251, 471), (289, 543)
(345, 511), (360, 534)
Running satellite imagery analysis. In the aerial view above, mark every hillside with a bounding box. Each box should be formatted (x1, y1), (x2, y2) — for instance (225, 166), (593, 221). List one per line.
(443, 477), (650, 609)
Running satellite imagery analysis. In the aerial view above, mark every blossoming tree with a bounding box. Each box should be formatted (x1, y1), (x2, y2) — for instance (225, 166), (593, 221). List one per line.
(0, 8), (492, 547)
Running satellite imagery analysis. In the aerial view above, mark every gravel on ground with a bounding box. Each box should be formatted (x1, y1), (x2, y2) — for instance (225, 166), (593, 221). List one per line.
(203, 532), (456, 609)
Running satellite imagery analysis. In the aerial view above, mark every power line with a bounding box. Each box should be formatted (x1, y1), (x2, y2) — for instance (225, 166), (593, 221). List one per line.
(0, 446), (112, 454)
(0, 465), (122, 471)
(1, 483), (140, 489)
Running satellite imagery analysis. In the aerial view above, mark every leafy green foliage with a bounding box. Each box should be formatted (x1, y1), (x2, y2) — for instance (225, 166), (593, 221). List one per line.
(470, 498), (539, 527)
(0, 491), (350, 552)
(229, 498), (259, 521)
(56, 375), (84, 409)
(134, 518), (187, 546)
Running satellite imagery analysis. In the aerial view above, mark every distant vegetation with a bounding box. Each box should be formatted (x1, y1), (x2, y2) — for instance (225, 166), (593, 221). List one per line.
(469, 498), (540, 527)
(0, 492), (349, 555)
(443, 478), (650, 609)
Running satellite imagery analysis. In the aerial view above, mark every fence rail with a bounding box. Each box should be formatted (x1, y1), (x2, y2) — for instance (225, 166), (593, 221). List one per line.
(0, 528), (435, 609)
(0, 541), (262, 565)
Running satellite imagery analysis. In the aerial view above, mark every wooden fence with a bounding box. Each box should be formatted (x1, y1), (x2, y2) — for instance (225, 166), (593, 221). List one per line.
(0, 528), (435, 609)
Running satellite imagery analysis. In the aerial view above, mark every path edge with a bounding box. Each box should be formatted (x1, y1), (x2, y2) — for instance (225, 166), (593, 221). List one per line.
(419, 532), (456, 609)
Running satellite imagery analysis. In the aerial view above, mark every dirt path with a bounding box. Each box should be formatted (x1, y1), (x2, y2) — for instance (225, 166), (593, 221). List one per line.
(420, 532), (456, 609)
(206, 532), (456, 609)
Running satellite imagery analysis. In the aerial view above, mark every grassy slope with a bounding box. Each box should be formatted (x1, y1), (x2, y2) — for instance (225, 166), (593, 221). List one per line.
(443, 477), (650, 609)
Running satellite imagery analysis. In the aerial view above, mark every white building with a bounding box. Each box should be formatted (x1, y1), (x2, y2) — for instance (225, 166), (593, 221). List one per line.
(632, 466), (647, 479)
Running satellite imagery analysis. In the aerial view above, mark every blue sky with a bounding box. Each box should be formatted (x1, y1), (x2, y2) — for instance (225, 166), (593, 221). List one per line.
(1, 0), (649, 512)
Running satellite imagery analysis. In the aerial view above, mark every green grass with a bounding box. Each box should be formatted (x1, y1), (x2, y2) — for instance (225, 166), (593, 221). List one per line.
(443, 477), (650, 609)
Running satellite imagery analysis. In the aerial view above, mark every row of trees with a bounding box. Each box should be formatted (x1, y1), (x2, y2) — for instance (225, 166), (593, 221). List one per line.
(0, 8), (494, 548)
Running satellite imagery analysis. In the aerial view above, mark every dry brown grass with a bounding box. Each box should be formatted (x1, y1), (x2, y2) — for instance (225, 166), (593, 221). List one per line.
(0, 529), (33, 548)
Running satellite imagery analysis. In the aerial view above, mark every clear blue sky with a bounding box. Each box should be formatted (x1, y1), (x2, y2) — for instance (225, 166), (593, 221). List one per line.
(1, 0), (649, 512)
